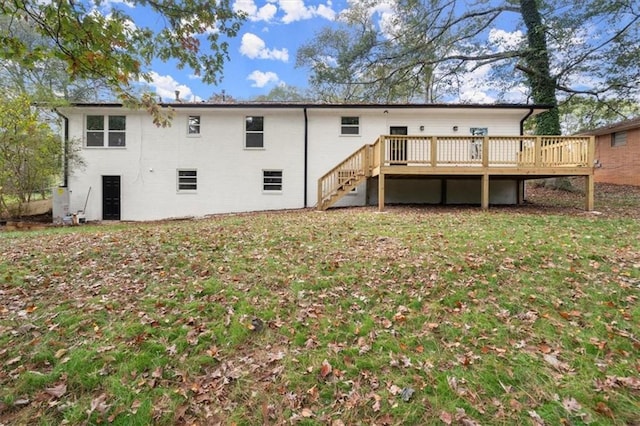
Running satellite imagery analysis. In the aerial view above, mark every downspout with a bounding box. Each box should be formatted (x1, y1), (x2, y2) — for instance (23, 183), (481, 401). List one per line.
(518, 107), (535, 204)
(55, 109), (70, 187)
(303, 107), (308, 208)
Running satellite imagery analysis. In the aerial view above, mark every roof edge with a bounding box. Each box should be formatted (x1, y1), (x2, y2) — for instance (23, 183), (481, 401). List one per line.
(64, 102), (553, 111)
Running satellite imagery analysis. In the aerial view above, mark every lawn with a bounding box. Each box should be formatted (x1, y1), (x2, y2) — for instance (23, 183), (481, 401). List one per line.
(1, 184), (639, 425)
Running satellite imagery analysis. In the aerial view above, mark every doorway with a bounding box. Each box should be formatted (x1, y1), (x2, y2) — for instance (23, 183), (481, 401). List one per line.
(102, 175), (121, 220)
(389, 126), (408, 164)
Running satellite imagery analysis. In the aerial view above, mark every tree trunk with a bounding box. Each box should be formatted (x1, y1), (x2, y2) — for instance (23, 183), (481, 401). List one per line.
(520, 0), (560, 135)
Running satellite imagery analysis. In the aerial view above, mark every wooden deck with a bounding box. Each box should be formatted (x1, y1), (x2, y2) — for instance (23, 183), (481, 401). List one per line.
(317, 135), (595, 211)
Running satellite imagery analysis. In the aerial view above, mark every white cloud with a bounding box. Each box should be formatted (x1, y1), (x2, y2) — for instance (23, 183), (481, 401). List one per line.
(240, 33), (289, 61)
(488, 28), (524, 52)
(234, 0), (277, 22)
(279, 0), (335, 23)
(247, 70), (280, 87)
(147, 72), (199, 102)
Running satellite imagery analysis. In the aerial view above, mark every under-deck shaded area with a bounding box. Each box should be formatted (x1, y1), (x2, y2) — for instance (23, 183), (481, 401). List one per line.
(318, 135), (595, 211)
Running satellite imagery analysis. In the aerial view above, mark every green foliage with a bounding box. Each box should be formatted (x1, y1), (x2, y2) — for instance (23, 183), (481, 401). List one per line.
(0, 95), (62, 213)
(0, 0), (245, 124)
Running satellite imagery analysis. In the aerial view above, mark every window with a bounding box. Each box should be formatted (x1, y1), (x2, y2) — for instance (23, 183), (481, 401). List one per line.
(245, 116), (264, 148)
(85, 115), (126, 147)
(177, 169), (197, 191)
(341, 116), (359, 135)
(188, 116), (201, 135)
(470, 127), (487, 160)
(86, 115), (126, 147)
(263, 170), (282, 191)
(611, 131), (627, 147)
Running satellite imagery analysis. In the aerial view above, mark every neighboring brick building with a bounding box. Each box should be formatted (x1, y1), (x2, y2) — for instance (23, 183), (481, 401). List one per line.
(581, 117), (640, 186)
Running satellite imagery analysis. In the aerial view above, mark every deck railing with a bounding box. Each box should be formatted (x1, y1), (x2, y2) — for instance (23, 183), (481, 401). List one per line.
(378, 135), (594, 168)
(317, 135), (594, 209)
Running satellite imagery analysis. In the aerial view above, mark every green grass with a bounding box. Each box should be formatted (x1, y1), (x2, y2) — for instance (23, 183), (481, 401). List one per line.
(1, 188), (639, 425)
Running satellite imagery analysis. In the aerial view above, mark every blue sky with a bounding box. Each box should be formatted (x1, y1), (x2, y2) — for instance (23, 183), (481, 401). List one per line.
(135, 0), (347, 102)
(119, 0), (529, 103)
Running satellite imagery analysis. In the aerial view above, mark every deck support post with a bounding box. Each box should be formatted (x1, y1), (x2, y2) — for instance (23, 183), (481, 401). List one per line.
(585, 174), (594, 211)
(378, 173), (385, 211)
(481, 174), (490, 210)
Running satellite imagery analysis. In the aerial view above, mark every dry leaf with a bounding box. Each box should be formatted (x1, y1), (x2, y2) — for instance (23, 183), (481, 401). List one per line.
(44, 383), (67, 398)
(528, 410), (545, 425)
(595, 401), (613, 418)
(439, 411), (453, 425)
(562, 397), (582, 413)
(543, 354), (570, 371)
(301, 407), (314, 418)
(319, 359), (332, 378)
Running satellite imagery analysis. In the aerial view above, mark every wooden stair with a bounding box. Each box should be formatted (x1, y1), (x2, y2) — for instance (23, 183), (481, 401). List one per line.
(317, 144), (373, 211)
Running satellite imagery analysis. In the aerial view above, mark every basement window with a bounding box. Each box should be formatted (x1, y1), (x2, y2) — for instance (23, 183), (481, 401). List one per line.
(263, 170), (282, 192)
(177, 169), (197, 192)
(611, 131), (627, 147)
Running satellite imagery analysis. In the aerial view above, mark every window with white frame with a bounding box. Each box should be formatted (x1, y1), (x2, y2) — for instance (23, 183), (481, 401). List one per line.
(611, 131), (627, 147)
(177, 169), (197, 192)
(263, 170), (282, 191)
(188, 116), (201, 135)
(341, 116), (360, 135)
(86, 115), (126, 147)
(245, 116), (264, 148)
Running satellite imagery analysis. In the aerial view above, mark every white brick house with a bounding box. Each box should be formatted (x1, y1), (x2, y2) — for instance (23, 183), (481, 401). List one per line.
(56, 102), (568, 221)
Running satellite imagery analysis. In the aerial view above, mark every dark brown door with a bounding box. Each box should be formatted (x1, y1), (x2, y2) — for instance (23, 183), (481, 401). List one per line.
(102, 175), (121, 220)
(389, 126), (408, 164)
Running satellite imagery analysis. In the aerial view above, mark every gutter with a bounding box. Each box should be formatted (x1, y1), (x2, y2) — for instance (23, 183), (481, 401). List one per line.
(519, 107), (535, 135)
(303, 107), (308, 208)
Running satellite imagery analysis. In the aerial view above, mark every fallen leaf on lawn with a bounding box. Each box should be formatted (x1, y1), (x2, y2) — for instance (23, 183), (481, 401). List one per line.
(617, 376), (640, 390)
(528, 410), (545, 425)
(562, 397), (582, 413)
(6, 356), (21, 366)
(543, 354), (570, 371)
(439, 411), (453, 425)
(54, 349), (67, 359)
(595, 402), (613, 418)
(509, 399), (522, 410)
(166, 344), (177, 356)
(388, 384), (402, 395)
(319, 359), (333, 378)
(87, 393), (110, 416)
(301, 407), (314, 418)
(152, 366), (163, 379)
(538, 344), (552, 354)
(44, 383), (67, 398)
(130, 399), (142, 414)
(371, 394), (382, 412)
